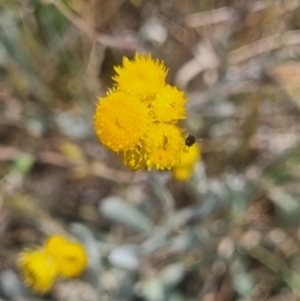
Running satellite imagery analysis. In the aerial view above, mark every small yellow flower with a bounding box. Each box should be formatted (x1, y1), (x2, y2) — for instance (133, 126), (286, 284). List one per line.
(44, 235), (88, 278)
(18, 249), (59, 294)
(94, 91), (151, 153)
(57, 241), (88, 278)
(172, 143), (201, 181)
(150, 85), (187, 122)
(113, 53), (167, 97)
(144, 123), (185, 170)
(44, 235), (67, 258)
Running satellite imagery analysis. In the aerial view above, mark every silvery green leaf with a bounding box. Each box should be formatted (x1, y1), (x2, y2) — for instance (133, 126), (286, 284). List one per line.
(0, 12), (52, 102)
(173, 193), (223, 227)
(269, 189), (300, 227)
(142, 228), (168, 254)
(108, 245), (140, 270)
(139, 18), (167, 45)
(141, 278), (165, 301)
(160, 263), (186, 288)
(171, 228), (208, 252)
(232, 272), (254, 297)
(0, 269), (41, 301)
(168, 291), (189, 301)
(55, 111), (93, 139)
(69, 223), (101, 288)
(110, 268), (136, 300)
(25, 113), (47, 137)
(230, 259), (254, 297)
(99, 196), (154, 234)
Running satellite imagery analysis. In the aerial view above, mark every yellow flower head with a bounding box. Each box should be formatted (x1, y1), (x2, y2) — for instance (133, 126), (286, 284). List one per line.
(94, 91), (151, 153)
(18, 249), (59, 294)
(57, 241), (88, 278)
(144, 123), (185, 170)
(44, 235), (67, 258)
(151, 85), (187, 122)
(44, 235), (88, 278)
(172, 142), (201, 181)
(113, 53), (167, 97)
(94, 52), (190, 171)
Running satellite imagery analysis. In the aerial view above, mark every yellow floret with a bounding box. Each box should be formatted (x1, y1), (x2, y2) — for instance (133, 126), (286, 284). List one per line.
(150, 85), (187, 122)
(113, 53), (168, 97)
(172, 143), (201, 181)
(18, 249), (59, 294)
(121, 148), (147, 170)
(44, 235), (67, 257)
(58, 241), (88, 278)
(94, 91), (151, 153)
(44, 235), (88, 278)
(144, 123), (185, 170)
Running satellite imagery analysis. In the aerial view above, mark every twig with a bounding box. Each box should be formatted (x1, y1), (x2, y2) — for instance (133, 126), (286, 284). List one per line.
(185, 6), (234, 28)
(185, 1), (300, 28)
(48, 0), (138, 50)
(228, 31), (300, 64)
(228, 34), (281, 64)
(0, 182), (67, 236)
(0, 146), (147, 183)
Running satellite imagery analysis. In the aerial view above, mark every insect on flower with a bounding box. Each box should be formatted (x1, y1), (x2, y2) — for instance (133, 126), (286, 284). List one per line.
(94, 52), (188, 171)
(185, 134), (196, 147)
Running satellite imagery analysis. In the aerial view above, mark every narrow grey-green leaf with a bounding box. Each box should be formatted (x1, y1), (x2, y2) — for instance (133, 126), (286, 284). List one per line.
(99, 196), (154, 234)
(69, 223), (101, 288)
(160, 263), (186, 288)
(141, 278), (165, 301)
(108, 244), (140, 270)
(0, 269), (40, 301)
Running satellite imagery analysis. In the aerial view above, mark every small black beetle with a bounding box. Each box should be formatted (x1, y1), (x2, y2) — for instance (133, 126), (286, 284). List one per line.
(185, 134), (196, 147)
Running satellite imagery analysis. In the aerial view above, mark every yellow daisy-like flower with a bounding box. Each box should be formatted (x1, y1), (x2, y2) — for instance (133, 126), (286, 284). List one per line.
(172, 142), (201, 181)
(44, 235), (88, 278)
(94, 91), (151, 153)
(150, 85), (187, 122)
(144, 123), (185, 170)
(94, 52), (190, 172)
(44, 235), (67, 258)
(18, 249), (60, 294)
(56, 241), (88, 278)
(113, 53), (167, 97)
